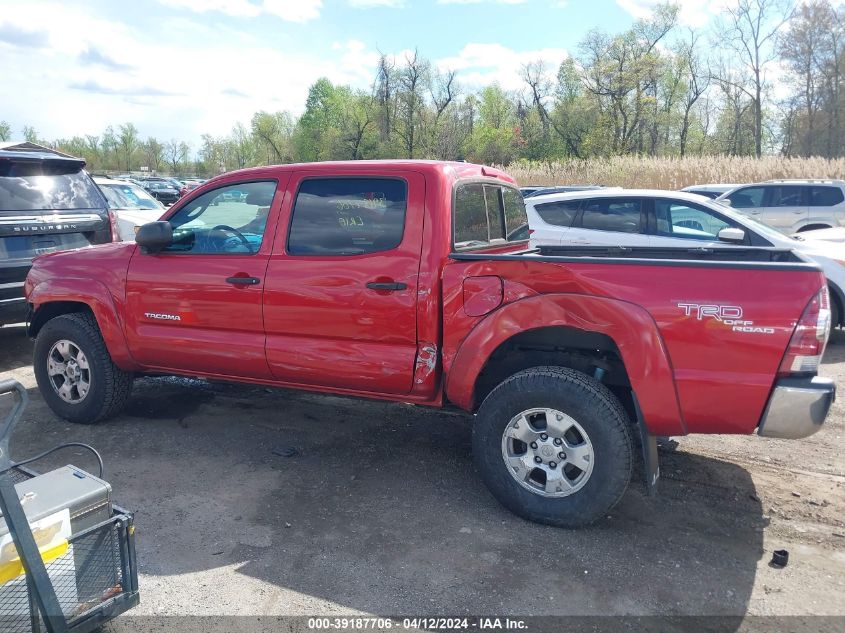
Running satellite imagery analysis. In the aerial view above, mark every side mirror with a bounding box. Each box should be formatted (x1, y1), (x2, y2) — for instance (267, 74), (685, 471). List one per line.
(718, 197), (733, 207)
(136, 221), (173, 253)
(718, 227), (746, 244)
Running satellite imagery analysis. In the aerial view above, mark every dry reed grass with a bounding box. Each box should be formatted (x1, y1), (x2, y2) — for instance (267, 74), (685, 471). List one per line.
(502, 156), (845, 189)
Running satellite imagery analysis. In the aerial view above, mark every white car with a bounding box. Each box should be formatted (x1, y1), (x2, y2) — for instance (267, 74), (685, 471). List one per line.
(715, 179), (845, 233)
(795, 226), (845, 244)
(526, 188), (845, 326)
(680, 184), (743, 199)
(94, 177), (166, 241)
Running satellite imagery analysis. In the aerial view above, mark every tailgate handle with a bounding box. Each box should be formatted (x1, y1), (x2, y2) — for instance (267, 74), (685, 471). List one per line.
(366, 281), (407, 291)
(226, 276), (260, 285)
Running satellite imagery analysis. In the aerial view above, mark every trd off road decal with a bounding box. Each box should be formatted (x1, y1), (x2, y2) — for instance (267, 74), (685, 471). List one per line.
(677, 303), (775, 334)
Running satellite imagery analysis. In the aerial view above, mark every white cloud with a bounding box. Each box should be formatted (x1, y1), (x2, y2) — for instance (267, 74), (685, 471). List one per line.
(437, 0), (527, 5)
(158, 0), (323, 22)
(158, 0), (260, 17)
(616, 0), (731, 28)
(347, 0), (404, 6)
(0, 3), (376, 142)
(436, 43), (567, 91)
(262, 0), (323, 22)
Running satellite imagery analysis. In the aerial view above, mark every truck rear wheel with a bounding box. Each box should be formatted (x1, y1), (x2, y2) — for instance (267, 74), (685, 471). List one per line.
(34, 313), (133, 424)
(473, 366), (633, 528)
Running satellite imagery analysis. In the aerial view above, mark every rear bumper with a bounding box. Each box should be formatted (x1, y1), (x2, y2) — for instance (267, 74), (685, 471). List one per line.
(758, 376), (836, 439)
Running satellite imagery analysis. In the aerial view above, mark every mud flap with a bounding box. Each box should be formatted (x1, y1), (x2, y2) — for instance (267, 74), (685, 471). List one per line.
(632, 393), (659, 496)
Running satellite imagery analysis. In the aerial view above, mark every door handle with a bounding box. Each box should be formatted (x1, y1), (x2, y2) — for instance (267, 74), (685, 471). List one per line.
(366, 281), (407, 291)
(226, 276), (260, 285)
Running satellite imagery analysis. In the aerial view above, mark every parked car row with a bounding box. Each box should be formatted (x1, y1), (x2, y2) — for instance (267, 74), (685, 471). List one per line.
(107, 174), (206, 204)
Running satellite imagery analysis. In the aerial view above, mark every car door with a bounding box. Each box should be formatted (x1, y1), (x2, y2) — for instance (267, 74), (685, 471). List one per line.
(262, 171), (423, 394)
(648, 198), (744, 247)
(124, 178), (286, 378)
(761, 185), (808, 232)
(565, 197), (649, 246)
(526, 199), (579, 245)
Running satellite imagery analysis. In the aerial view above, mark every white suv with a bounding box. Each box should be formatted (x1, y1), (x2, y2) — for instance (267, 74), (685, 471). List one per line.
(716, 179), (845, 233)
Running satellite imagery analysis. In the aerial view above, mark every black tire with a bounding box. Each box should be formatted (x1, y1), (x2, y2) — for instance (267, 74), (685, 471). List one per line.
(473, 366), (633, 528)
(34, 313), (133, 424)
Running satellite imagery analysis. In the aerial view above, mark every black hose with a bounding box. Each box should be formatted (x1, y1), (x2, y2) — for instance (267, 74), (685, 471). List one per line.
(10, 443), (105, 479)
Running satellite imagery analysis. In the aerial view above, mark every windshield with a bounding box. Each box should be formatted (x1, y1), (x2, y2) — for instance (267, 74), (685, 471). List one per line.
(0, 162), (105, 211)
(100, 182), (163, 210)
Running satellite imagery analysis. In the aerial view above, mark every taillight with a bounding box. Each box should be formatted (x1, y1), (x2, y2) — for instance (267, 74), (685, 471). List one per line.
(108, 209), (120, 242)
(778, 286), (832, 376)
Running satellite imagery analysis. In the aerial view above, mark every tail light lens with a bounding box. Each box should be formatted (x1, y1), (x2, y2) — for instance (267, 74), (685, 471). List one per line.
(778, 286), (831, 376)
(108, 209), (121, 242)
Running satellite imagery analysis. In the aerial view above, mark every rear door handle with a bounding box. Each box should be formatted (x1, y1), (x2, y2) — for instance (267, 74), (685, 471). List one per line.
(366, 281), (407, 291)
(226, 276), (260, 285)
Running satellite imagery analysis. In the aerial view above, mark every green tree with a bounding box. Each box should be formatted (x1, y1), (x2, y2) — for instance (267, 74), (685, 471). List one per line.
(117, 123), (139, 171)
(0, 121), (11, 141)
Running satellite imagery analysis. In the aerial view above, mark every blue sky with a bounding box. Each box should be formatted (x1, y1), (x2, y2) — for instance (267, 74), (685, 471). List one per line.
(0, 0), (726, 144)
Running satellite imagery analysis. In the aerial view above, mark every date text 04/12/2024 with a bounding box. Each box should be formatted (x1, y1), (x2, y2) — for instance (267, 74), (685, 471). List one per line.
(307, 618), (528, 630)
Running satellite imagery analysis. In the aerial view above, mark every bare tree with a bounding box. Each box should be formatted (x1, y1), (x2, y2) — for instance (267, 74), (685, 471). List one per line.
(676, 31), (711, 156)
(716, 0), (795, 157)
(395, 49), (429, 158)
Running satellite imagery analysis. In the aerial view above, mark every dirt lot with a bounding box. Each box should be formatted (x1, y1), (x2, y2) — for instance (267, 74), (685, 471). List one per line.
(0, 323), (844, 625)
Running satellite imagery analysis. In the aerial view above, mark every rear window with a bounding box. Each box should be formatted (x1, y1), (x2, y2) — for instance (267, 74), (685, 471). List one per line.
(288, 178), (407, 256)
(533, 200), (579, 227)
(809, 186), (844, 207)
(0, 162), (104, 211)
(454, 182), (527, 249)
(579, 198), (642, 233)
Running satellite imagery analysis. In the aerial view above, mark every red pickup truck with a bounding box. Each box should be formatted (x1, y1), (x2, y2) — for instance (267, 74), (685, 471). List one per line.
(24, 160), (836, 527)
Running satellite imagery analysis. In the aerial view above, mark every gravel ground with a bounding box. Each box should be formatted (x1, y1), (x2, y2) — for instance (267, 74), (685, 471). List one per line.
(0, 323), (843, 625)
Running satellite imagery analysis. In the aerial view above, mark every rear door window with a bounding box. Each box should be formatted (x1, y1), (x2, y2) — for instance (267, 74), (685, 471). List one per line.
(579, 198), (642, 233)
(809, 186), (844, 207)
(454, 182), (526, 249)
(287, 178), (407, 256)
(502, 187), (528, 242)
(534, 200), (580, 227)
(768, 186), (804, 207)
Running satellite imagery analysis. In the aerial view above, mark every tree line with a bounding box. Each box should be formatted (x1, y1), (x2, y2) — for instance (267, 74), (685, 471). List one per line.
(1, 0), (842, 177)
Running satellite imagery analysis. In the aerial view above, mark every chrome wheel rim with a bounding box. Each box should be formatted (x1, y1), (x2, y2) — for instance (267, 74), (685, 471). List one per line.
(47, 340), (91, 404)
(501, 407), (594, 498)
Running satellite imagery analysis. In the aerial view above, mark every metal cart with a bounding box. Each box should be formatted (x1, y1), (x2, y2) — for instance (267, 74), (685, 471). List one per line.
(0, 379), (140, 633)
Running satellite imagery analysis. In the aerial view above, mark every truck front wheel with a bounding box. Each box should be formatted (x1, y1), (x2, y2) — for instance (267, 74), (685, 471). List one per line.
(473, 366), (633, 528)
(34, 313), (134, 424)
